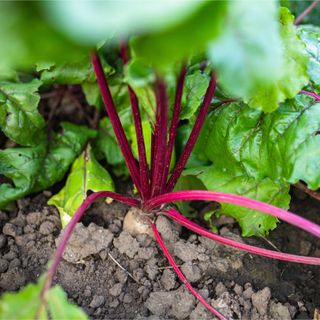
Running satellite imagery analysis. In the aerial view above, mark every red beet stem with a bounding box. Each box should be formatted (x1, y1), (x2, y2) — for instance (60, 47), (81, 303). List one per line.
(145, 190), (320, 238)
(91, 51), (142, 195)
(166, 73), (216, 192)
(119, 44), (150, 200)
(161, 64), (187, 192)
(164, 208), (320, 265)
(300, 90), (320, 101)
(151, 78), (168, 197)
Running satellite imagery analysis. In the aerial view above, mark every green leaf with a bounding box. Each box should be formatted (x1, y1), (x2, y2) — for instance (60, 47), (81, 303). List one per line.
(0, 278), (47, 320)
(0, 79), (44, 146)
(33, 123), (97, 192)
(39, 58), (95, 85)
(174, 173), (205, 217)
(45, 286), (87, 320)
(44, 1), (204, 45)
(208, 0), (283, 100)
(48, 145), (114, 227)
(186, 167), (290, 237)
(133, 1), (227, 69)
(93, 116), (126, 168)
(0, 2), (89, 72)
(0, 277), (87, 320)
(130, 120), (152, 166)
(38, 57), (114, 109)
(185, 97), (320, 236)
(0, 123), (96, 208)
(298, 25), (320, 86)
(243, 7), (309, 112)
(126, 59), (156, 125)
(180, 70), (210, 120)
(82, 82), (102, 108)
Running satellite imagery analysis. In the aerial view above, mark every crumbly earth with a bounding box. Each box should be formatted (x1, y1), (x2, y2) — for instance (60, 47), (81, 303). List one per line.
(0, 188), (319, 319)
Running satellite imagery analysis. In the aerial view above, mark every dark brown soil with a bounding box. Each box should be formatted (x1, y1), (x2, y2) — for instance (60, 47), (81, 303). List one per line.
(0, 187), (319, 320)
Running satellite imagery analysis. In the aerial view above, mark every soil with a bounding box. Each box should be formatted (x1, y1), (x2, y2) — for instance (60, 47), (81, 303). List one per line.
(0, 186), (319, 320)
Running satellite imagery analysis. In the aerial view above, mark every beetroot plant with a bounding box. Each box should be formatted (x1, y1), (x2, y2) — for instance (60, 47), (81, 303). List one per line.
(32, 49), (320, 320)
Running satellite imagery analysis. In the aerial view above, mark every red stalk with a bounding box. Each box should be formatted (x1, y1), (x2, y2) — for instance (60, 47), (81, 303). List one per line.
(41, 191), (139, 297)
(164, 208), (320, 265)
(151, 223), (227, 320)
(151, 78), (169, 197)
(300, 90), (320, 101)
(119, 44), (150, 200)
(294, 0), (319, 25)
(91, 52), (142, 195)
(161, 64), (187, 192)
(166, 73), (217, 192)
(145, 190), (320, 238)
(150, 132), (157, 188)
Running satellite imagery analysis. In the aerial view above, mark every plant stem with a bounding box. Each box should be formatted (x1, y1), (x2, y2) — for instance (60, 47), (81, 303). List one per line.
(145, 190), (320, 238)
(41, 191), (139, 298)
(294, 182), (320, 202)
(119, 44), (150, 200)
(166, 73), (216, 192)
(91, 51), (142, 195)
(151, 223), (227, 320)
(151, 78), (168, 197)
(164, 208), (320, 265)
(300, 90), (320, 101)
(294, 0), (319, 25)
(161, 64), (187, 192)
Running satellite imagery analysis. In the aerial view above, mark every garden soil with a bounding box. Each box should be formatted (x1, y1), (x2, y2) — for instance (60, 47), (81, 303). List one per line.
(0, 186), (319, 319)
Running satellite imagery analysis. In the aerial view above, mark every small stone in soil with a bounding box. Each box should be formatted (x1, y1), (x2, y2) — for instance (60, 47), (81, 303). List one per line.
(251, 287), (271, 315)
(0, 211), (8, 221)
(109, 299), (119, 308)
(23, 225), (34, 234)
(269, 301), (291, 320)
(113, 231), (139, 259)
(98, 249), (108, 261)
(181, 262), (202, 283)
(190, 303), (211, 320)
(0, 234), (6, 248)
(0, 269), (26, 290)
(39, 221), (55, 235)
(145, 258), (158, 280)
(174, 240), (199, 262)
(243, 284), (254, 300)
(212, 291), (241, 319)
(299, 239), (312, 256)
(234, 284), (243, 296)
(9, 258), (21, 268)
(89, 295), (105, 309)
(26, 212), (42, 226)
(138, 247), (156, 260)
(160, 269), (176, 291)
(2, 251), (17, 261)
(3, 223), (19, 238)
(84, 288), (92, 297)
(136, 234), (153, 247)
(57, 223), (114, 263)
(215, 282), (227, 296)
(155, 215), (180, 243)
(109, 283), (123, 297)
(0, 259), (9, 273)
(123, 294), (133, 304)
(146, 286), (195, 319)
(115, 269), (128, 284)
